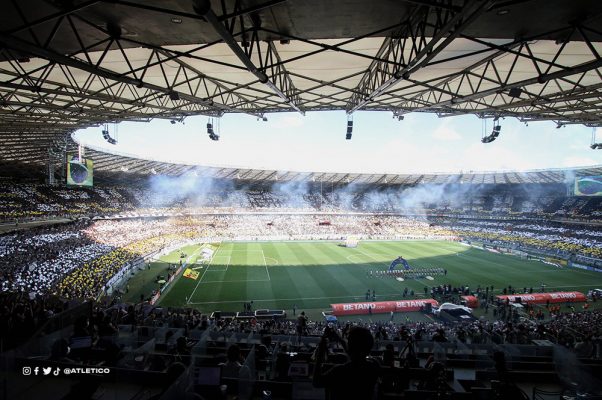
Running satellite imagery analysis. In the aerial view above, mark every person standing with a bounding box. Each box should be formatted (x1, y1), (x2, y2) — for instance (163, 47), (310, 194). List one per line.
(293, 304), (297, 316)
(296, 312), (307, 336)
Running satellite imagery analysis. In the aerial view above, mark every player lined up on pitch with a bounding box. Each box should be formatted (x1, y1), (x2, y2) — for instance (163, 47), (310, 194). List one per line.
(367, 268), (447, 279)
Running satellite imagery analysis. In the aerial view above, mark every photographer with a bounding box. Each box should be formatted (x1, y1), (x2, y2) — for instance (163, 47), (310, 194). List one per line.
(313, 326), (380, 400)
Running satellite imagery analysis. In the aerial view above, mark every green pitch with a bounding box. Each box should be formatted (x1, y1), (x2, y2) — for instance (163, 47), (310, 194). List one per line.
(153, 241), (602, 316)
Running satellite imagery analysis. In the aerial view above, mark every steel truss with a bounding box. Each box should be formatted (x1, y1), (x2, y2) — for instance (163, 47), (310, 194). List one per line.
(346, 0), (493, 113)
(386, 20), (602, 126)
(0, 0), (601, 171)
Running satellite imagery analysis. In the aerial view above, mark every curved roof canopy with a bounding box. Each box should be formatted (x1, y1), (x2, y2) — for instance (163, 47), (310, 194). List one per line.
(57, 146), (602, 186)
(0, 0), (601, 172)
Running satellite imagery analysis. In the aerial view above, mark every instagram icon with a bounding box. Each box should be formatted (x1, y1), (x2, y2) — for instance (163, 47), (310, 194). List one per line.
(22, 367), (31, 376)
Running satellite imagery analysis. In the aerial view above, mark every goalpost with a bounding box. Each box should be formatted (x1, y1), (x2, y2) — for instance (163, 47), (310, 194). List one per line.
(344, 236), (359, 248)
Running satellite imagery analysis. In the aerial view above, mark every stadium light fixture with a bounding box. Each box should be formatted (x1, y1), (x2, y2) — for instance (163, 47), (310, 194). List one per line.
(207, 117), (219, 141)
(591, 128), (601, 149)
(101, 124), (117, 145)
(481, 117), (501, 143)
(346, 115), (353, 140)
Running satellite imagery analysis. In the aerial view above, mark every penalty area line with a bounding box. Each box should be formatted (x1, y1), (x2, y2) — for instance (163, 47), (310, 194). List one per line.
(187, 243), (222, 304)
(261, 249), (271, 282)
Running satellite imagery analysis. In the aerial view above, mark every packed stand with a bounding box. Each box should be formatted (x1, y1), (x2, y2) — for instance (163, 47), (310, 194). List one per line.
(436, 218), (602, 259)
(0, 181), (138, 222)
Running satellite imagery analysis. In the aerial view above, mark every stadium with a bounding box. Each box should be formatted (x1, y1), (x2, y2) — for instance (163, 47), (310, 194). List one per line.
(1, 1), (602, 399)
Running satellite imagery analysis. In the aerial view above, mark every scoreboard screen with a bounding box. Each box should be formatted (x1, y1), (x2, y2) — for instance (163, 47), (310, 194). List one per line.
(574, 176), (602, 196)
(67, 155), (93, 187)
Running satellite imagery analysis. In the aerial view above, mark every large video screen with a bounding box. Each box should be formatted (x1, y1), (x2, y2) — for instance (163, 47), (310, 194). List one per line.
(574, 176), (602, 196)
(67, 155), (93, 187)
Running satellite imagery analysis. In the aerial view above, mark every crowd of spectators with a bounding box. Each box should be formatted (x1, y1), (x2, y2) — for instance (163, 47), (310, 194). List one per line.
(1, 180), (600, 399)
(1, 178), (600, 316)
(437, 219), (602, 259)
(195, 306), (602, 351)
(2, 180), (601, 222)
(0, 182), (137, 221)
(0, 292), (77, 349)
(0, 218), (204, 298)
(1, 211), (601, 301)
(0, 221), (113, 295)
(0, 215), (447, 299)
(5, 289), (600, 360)
(3, 284), (601, 400)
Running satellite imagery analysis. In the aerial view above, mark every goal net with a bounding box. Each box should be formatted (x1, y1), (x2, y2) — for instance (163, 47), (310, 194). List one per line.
(344, 236), (359, 248)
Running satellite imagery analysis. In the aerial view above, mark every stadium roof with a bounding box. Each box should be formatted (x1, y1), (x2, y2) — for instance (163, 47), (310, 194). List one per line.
(1, 0), (602, 172)
(45, 145), (602, 185)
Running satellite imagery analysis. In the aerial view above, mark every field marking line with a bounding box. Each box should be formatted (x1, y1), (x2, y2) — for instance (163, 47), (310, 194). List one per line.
(187, 292), (404, 305)
(226, 255), (231, 272)
(354, 248), (392, 269)
(261, 249), (271, 282)
(204, 255), (231, 272)
(183, 246), (204, 267)
(264, 256), (279, 265)
(355, 248), (388, 261)
(346, 255), (378, 271)
(155, 245), (204, 305)
(346, 255), (360, 263)
(346, 254), (374, 264)
(187, 242), (222, 303)
(222, 249), (263, 253)
(197, 278), (271, 284)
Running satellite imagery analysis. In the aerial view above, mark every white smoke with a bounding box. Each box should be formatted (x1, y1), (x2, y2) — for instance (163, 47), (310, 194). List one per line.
(146, 169), (234, 207)
(141, 169), (570, 213)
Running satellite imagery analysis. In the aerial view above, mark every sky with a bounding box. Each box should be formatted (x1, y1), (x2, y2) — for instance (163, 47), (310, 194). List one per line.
(73, 111), (601, 174)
